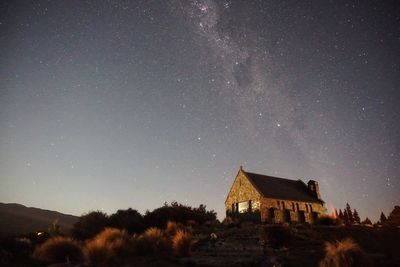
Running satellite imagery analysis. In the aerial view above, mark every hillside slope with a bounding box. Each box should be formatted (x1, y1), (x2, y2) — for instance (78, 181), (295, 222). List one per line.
(0, 202), (78, 236)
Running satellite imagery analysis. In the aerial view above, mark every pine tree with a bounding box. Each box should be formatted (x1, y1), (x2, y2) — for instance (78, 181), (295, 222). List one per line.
(338, 209), (344, 220)
(361, 217), (372, 225)
(387, 206), (400, 226)
(353, 209), (361, 224)
(380, 212), (387, 224)
(345, 203), (354, 224)
(343, 209), (349, 224)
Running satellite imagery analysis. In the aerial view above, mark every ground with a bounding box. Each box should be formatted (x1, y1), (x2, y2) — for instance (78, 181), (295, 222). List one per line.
(1, 224), (399, 266)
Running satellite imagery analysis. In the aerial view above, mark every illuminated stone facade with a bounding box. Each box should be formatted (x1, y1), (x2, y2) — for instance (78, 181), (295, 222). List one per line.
(225, 167), (326, 224)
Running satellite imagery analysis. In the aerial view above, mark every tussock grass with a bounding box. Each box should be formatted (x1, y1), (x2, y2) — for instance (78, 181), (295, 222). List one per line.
(136, 227), (171, 257)
(319, 238), (371, 267)
(32, 236), (82, 264)
(84, 228), (133, 267)
(172, 229), (192, 257)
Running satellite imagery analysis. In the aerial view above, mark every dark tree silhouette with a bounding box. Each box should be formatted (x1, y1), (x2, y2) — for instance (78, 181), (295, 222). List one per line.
(338, 209), (344, 220)
(144, 202), (217, 228)
(345, 203), (354, 224)
(353, 209), (361, 224)
(343, 209), (349, 224)
(387, 206), (400, 226)
(380, 212), (388, 225)
(109, 208), (145, 234)
(72, 211), (109, 240)
(361, 217), (372, 225)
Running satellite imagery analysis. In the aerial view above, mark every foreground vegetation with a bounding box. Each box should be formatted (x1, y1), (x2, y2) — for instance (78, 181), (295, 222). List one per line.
(1, 203), (399, 266)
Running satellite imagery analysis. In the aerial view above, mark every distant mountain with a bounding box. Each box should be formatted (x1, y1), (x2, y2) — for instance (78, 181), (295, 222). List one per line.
(0, 203), (79, 236)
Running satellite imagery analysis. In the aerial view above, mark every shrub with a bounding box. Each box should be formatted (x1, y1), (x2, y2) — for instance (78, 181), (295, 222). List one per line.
(319, 238), (371, 267)
(144, 202), (217, 228)
(84, 228), (133, 267)
(32, 236), (82, 264)
(166, 221), (183, 236)
(72, 211), (109, 240)
(172, 229), (192, 257)
(109, 208), (145, 234)
(226, 210), (261, 223)
(136, 227), (171, 257)
(222, 216), (240, 228)
(318, 215), (340, 226)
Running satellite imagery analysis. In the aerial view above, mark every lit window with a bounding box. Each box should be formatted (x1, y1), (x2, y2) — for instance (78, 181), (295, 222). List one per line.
(238, 201), (249, 213)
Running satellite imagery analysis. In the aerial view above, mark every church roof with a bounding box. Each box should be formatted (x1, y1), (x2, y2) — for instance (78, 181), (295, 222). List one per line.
(243, 170), (323, 203)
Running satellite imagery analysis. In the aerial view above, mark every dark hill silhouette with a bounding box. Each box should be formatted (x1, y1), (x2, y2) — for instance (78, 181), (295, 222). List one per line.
(0, 202), (78, 236)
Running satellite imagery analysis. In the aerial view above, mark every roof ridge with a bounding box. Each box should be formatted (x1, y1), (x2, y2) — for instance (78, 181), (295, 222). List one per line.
(243, 169), (323, 203)
(243, 170), (301, 182)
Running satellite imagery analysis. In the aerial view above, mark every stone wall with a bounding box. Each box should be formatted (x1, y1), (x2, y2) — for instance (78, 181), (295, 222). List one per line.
(225, 169), (261, 213)
(260, 197), (325, 223)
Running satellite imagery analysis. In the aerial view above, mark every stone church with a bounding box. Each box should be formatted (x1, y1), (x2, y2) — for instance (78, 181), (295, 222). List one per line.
(225, 166), (326, 224)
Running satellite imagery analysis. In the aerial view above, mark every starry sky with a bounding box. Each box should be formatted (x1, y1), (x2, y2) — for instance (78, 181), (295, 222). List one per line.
(1, 0), (399, 221)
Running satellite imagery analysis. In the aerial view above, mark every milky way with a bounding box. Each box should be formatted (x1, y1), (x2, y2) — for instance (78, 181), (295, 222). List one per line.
(0, 0), (399, 220)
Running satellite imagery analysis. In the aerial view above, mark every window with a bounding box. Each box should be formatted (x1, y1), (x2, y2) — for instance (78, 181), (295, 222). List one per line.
(277, 201), (281, 209)
(306, 204), (309, 212)
(282, 201), (285, 209)
(238, 201), (249, 213)
(292, 202), (295, 211)
(296, 203), (299, 211)
(251, 201), (260, 211)
(309, 204), (313, 212)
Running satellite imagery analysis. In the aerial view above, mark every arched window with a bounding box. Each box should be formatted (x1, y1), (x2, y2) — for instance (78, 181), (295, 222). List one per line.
(282, 201), (285, 209)
(296, 203), (299, 211)
(306, 204), (309, 212)
(292, 202), (295, 211)
(309, 204), (313, 212)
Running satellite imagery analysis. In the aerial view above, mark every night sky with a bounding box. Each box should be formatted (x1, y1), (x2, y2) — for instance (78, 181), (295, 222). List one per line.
(1, 0), (399, 221)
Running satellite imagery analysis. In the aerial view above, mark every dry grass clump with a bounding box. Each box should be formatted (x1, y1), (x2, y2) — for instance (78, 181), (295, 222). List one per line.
(319, 238), (371, 267)
(166, 221), (183, 236)
(172, 229), (192, 257)
(84, 228), (133, 267)
(136, 227), (171, 257)
(32, 236), (82, 264)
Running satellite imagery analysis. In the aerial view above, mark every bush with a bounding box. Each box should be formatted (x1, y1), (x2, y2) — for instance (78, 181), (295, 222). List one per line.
(166, 221), (183, 236)
(318, 215), (340, 226)
(84, 228), (133, 267)
(32, 236), (82, 264)
(226, 210), (261, 223)
(136, 227), (171, 257)
(222, 216), (240, 228)
(144, 202), (217, 228)
(172, 229), (192, 257)
(72, 211), (109, 240)
(319, 238), (371, 267)
(109, 208), (145, 234)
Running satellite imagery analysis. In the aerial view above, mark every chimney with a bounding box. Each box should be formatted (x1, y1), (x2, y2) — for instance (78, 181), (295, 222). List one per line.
(307, 180), (321, 200)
